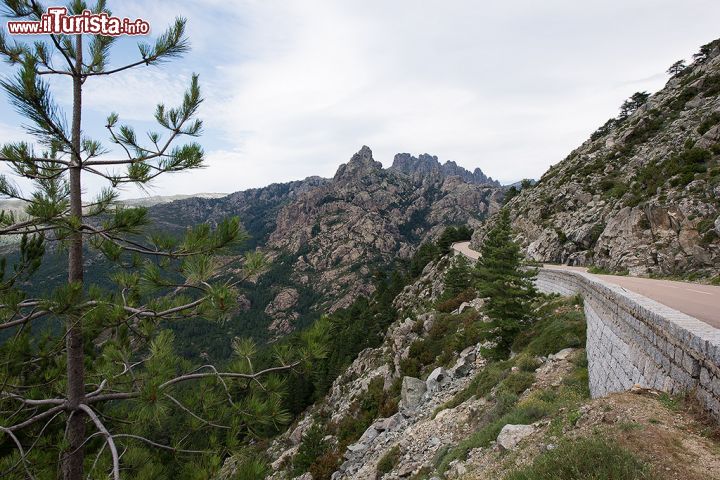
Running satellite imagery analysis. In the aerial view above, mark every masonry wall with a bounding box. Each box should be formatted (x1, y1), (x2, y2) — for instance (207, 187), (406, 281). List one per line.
(535, 269), (720, 419)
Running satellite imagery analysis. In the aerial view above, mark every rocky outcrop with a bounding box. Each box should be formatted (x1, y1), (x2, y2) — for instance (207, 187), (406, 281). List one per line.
(400, 376), (427, 410)
(390, 152), (500, 186)
(267, 146), (503, 312)
(265, 288), (300, 335)
(496, 424), (536, 450)
(472, 40), (720, 277)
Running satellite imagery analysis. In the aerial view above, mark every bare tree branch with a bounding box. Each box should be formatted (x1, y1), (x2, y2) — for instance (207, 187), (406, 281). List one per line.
(164, 393), (230, 430)
(78, 404), (120, 480)
(114, 433), (208, 454)
(1, 392), (65, 406)
(0, 426), (36, 480)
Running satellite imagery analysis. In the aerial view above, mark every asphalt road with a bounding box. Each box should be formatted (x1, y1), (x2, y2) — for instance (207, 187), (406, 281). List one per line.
(452, 241), (720, 329)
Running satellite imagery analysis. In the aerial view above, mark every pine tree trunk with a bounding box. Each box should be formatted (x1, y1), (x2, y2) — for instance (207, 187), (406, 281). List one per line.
(62, 34), (86, 480)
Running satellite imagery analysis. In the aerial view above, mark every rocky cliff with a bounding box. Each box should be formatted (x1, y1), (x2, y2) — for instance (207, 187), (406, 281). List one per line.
(472, 39), (720, 278)
(390, 153), (500, 187)
(149, 147), (502, 337)
(264, 146), (503, 316)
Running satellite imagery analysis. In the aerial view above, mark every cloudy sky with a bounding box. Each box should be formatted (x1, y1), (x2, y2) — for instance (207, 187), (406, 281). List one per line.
(1, 0), (720, 198)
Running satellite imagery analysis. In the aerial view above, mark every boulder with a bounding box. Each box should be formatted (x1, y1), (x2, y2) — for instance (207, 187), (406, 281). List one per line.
(449, 345), (478, 378)
(496, 424), (535, 450)
(715, 216), (720, 236)
(358, 424), (379, 444)
(426, 367), (452, 392)
(293, 474), (313, 480)
(374, 413), (404, 432)
(400, 376), (427, 410)
(548, 348), (575, 361)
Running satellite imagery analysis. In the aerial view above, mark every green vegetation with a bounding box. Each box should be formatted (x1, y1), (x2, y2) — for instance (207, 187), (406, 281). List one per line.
(400, 308), (487, 378)
(441, 255), (473, 300)
(504, 436), (649, 480)
(0, 4), (329, 478)
(619, 91), (650, 120)
(432, 295), (588, 475)
(588, 265), (630, 276)
(630, 147), (714, 206)
(376, 445), (402, 477)
(293, 424), (329, 477)
(698, 112), (720, 135)
(667, 60), (687, 77)
(476, 209), (538, 357)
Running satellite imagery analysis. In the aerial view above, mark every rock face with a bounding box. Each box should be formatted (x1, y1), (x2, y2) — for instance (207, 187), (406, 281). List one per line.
(496, 424), (535, 450)
(390, 152), (500, 186)
(426, 367), (452, 392)
(265, 288), (300, 335)
(472, 43), (720, 277)
(401, 376), (428, 410)
(150, 146), (502, 334)
(267, 146), (503, 312)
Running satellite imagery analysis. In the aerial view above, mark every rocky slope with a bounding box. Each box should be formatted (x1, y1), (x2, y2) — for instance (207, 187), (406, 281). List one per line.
(472, 39), (720, 278)
(263, 146), (503, 317)
(218, 253), (720, 480)
(147, 147), (501, 339)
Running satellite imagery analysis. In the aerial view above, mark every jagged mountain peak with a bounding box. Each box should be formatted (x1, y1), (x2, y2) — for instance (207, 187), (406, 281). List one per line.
(333, 145), (384, 181)
(391, 152), (500, 186)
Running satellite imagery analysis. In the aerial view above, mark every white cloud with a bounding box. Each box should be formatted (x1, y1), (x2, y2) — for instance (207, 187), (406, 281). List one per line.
(3, 0), (720, 198)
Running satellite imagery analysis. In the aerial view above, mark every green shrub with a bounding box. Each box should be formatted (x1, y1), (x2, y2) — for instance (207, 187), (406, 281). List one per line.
(436, 288), (476, 313)
(504, 436), (649, 480)
(376, 445), (401, 477)
(498, 370), (535, 396)
(293, 423), (329, 476)
(698, 112), (720, 135)
(335, 376), (398, 443)
(512, 308), (586, 357)
(588, 223), (605, 246)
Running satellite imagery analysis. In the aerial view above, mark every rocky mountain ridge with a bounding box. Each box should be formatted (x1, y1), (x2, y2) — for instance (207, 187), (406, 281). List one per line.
(472, 38), (720, 278)
(390, 153), (500, 187)
(264, 146), (503, 318)
(149, 147), (503, 337)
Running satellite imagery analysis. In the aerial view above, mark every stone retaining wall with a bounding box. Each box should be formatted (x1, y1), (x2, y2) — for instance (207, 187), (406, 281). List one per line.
(536, 268), (720, 419)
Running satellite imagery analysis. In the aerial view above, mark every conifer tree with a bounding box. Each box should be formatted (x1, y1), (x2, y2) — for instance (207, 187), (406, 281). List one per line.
(475, 209), (536, 357)
(0, 2), (325, 478)
(667, 60), (687, 76)
(442, 254), (472, 300)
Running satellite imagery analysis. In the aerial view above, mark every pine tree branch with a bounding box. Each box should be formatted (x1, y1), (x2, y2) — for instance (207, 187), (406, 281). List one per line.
(0, 426), (36, 480)
(78, 404), (120, 480)
(157, 362), (301, 390)
(5, 404), (67, 432)
(1, 392), (65, 406)
(0, 156), (71, 166)
(88, 362), (301, 405)
(113, 433), (209, 454)
(0, 310), (52, 330)
(163, 393), (231, 430)
(0, 409), (64, 478)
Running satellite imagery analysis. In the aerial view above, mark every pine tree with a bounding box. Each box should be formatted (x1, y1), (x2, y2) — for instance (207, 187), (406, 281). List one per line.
(0, 2), (326, 478)
(475, 209), (537, 357)
(667, 60), (687, 76)
(442, 254), (472, 300)
(618, 91), (650, 120)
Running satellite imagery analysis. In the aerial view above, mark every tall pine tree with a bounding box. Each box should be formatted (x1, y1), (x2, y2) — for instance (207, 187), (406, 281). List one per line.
(0, 2), (326, 478)
(476, 209), (537, 357)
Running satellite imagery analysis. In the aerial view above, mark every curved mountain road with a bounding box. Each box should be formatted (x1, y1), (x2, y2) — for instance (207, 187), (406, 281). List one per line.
(451, 241), (720, 329)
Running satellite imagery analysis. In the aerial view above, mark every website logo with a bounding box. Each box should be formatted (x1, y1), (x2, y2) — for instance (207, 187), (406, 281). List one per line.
(7, 7), (150, 36)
